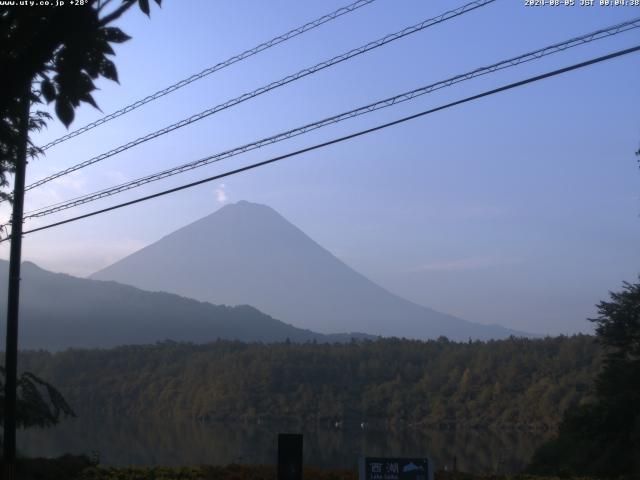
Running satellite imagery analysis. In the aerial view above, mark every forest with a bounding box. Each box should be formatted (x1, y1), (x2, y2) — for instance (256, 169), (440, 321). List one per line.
(18, 335), (600, 431)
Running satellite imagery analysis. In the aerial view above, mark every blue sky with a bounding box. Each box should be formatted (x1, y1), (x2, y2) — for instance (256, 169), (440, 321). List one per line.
(1, 0), (639, 335)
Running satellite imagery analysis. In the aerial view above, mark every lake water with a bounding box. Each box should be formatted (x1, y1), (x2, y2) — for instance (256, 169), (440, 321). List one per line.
(18, 416), (549, 474)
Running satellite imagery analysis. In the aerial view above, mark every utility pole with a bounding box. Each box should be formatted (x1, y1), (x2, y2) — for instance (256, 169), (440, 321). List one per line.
(3, 88), (30, 479)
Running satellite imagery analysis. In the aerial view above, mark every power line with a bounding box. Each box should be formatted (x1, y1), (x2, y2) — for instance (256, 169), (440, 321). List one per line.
(38, 0), (378, 152)
(24, 0), (496, 193)
(21, 17), (640, 220)
(7, 44), (638, 242)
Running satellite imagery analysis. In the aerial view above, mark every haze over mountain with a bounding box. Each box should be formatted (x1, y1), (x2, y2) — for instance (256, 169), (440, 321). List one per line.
(92, 201), (526, 340)
(0, 261), (368, 350)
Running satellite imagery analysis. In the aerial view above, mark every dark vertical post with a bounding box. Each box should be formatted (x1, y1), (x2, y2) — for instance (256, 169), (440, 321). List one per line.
(277, 433), (303, 480)
(3, 89), (30, 478)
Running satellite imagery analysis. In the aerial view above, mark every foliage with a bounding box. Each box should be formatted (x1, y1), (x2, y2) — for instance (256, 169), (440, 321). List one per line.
(0, 366), (75, 429)
(9, 459), (606, 480)
(75, 466), (603, 480)
(16, 454), (94, 480)
(528, 280), (640, 477)
(0, 0), (161, 199)
(19, 335), (600, 430)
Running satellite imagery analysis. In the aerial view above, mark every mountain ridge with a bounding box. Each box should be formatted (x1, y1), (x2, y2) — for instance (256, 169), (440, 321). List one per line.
(92, 201), (528, 340)
(0, 260), (372, 350)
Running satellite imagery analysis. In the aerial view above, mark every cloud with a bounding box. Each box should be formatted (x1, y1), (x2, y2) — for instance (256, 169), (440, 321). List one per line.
(105, 170), (128, 184)
(214, 183), (228, 203)
(408, 255), (519, 273)
(19, 170), (89, 215)
(50, 170), (87, 192)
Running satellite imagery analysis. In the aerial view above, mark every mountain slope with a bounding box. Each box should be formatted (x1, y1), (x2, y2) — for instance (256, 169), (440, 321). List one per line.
(0, 261), (369, 350)
(92, 201), (525, 340)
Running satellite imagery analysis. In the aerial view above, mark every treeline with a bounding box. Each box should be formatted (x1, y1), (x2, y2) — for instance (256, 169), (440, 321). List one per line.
(18, 335), (599, 430)
(13, 458), (602, 480)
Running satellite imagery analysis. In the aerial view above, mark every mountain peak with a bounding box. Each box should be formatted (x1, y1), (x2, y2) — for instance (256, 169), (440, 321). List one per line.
(224, 200), (262, 209)
(201, 200), (284, 223)
(92, 202), (527, 340)
(233, 200), (258, 207)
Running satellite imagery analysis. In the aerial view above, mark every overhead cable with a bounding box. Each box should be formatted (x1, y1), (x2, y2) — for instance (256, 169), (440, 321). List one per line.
(24, 0), (496, 193)
(7, 43), (638, 241)
(23, 17), (640, 220)
(38, 0), (379, 151)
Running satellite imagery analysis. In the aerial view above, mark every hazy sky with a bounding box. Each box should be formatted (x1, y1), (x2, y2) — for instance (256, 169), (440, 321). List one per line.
(1, 0), (639, 336)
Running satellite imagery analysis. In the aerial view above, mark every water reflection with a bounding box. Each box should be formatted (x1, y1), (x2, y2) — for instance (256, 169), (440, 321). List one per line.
(18, 416), (549, 474)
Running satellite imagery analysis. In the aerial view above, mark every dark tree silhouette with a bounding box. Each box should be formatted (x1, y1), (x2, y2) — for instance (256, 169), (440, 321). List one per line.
(0, 0), (161, 199)
(592, 280), (640, 405)
(0, 367), (74, 430)
(529, 279), (640, 477)
(0, 0), (161, 465)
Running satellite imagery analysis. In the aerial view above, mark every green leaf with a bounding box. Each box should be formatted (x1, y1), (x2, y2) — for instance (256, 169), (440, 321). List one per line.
(96, 38), (115, 56)
(138, 0), (150, 16)
(84, 52), (101, 78)
(76, 72), (96, 95)
(80, 93), (101, 111)
(40, 78), (56, 103)
(102, 26), (131, 44)
(99, 59), (119, 83)
(55, 99), (74, 127)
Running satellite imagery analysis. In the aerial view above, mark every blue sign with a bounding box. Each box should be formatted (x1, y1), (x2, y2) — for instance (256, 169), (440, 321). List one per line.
(359, 457), (433, 480)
